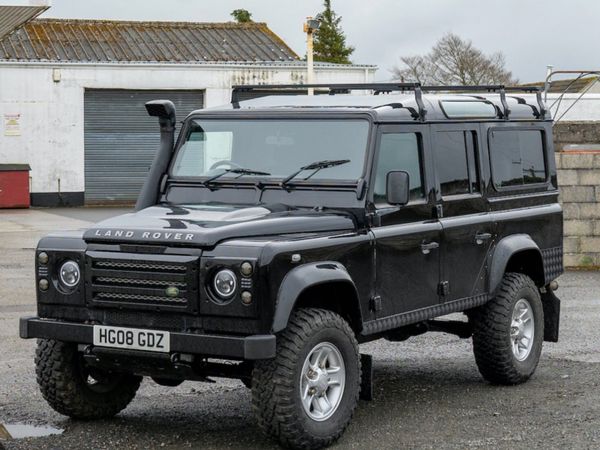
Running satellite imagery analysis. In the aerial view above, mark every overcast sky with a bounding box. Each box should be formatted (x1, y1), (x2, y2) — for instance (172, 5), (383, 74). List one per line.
(41, 0), (600, 83)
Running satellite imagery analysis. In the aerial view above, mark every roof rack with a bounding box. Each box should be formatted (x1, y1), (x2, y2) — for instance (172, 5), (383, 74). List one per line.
(230, 83), (547, 121)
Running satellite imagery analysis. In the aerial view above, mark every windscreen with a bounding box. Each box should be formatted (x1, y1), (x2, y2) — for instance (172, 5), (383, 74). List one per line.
(171, 119), (370, 182)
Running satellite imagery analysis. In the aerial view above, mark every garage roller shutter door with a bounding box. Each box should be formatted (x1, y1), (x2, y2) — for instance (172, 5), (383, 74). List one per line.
(84, 89), (204, 204)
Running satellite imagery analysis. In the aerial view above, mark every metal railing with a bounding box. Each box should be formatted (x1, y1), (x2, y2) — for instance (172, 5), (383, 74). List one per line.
(231, 83), (546, 121)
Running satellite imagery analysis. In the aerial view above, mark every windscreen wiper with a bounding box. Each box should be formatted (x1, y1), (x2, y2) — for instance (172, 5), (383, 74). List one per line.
(203, 168), (271, 187)
(281, 159), (351, 187)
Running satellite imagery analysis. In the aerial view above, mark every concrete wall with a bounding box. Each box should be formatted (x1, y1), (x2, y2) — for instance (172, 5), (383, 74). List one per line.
(0, 62), (375, 198)
(554, 122), (600, 268)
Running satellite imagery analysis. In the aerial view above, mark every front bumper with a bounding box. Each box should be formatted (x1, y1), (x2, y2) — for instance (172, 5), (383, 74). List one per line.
(19, 317), (276, 360)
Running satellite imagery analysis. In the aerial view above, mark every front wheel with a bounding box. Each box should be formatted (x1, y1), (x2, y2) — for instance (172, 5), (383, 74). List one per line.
(35, 339), (142, 419)
(252, 308), (360, 449)
(471, 273), (544, 385)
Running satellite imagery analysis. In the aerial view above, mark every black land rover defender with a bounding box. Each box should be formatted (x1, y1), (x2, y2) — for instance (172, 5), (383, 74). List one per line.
(21, 83), (563, 449)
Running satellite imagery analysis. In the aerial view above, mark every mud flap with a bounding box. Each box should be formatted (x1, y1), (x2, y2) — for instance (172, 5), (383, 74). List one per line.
(542, 288), (560, 342)
(360, 353), (373, 401)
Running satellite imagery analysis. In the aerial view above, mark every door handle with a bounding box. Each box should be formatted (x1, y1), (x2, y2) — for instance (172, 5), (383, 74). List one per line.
(475, 232), (492, 245)
(421, 241), (439, 255)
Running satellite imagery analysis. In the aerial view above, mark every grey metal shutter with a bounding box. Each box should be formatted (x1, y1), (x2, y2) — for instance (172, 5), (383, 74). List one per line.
(84, 89), (204, 204)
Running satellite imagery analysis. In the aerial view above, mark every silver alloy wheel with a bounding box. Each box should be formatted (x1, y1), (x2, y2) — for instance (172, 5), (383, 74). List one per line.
(300, 342), (346, 422)
(510, 298), (535, 361)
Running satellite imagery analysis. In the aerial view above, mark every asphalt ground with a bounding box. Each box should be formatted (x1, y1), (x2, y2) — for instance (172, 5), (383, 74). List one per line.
(1, 208), (599, 449)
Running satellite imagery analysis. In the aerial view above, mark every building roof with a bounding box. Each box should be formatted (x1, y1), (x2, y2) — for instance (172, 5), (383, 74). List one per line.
(522, 76), (600, 94)
(0, 2), (49, 41)
(0, 18), (300, 63)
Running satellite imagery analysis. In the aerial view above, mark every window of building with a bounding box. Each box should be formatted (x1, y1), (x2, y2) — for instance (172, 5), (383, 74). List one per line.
(434, 131), (480, 196)
(489, 129), (546, 188)
(374, 132), (424, 204)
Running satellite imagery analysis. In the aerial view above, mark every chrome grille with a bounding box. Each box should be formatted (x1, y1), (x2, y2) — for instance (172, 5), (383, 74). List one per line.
(86, 251), (198, 311)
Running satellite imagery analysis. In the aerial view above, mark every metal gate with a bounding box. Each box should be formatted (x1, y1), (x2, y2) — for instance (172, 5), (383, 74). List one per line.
(84, 89), (204, 204)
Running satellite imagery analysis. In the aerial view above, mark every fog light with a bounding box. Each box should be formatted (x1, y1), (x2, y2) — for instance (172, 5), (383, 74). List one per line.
(240, 261), (253, 277)
(241, 291), (252, 305)
(38, 252), (49, 264)
(39, 279), (49, 291)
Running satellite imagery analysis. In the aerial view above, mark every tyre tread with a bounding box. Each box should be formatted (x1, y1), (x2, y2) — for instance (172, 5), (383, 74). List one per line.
(252, 308), (360, 449)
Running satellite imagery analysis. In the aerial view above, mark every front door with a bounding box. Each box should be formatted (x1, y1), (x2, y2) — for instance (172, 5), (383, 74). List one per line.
(431, 124), (493, 301)
(369, 125), (441, 317)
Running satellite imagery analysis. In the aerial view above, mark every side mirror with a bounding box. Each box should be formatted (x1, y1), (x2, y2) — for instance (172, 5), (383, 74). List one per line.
(386, 171), (410, 205)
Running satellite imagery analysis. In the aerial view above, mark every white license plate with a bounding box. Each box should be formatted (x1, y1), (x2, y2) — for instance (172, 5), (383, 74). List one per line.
(93, 325), (170, 353)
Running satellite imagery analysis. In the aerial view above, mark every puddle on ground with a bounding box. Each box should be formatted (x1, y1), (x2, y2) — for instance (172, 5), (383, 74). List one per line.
(0, 423), (63, 439)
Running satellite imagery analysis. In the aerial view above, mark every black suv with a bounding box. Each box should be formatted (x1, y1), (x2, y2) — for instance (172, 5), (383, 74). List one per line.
(21, 83), (563, 449)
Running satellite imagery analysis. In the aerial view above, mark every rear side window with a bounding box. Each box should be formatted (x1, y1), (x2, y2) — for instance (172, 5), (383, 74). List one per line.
(434, 131), (480, 196)
(373, 132), (424, 204)
(489, 129), (547, 188)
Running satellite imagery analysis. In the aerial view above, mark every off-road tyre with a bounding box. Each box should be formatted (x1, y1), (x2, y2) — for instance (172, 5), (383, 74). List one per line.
(252, 308), (360, 449)
(35, 339), (142, 419)
(471, 273), (544, 385)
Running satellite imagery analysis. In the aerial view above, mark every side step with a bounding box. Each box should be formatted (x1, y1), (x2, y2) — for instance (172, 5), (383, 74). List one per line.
(385, 320), (473, 342)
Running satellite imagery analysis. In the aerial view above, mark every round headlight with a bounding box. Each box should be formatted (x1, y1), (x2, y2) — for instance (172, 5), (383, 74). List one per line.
(59, 260), (80, 288)
(213, 269), (237, 299)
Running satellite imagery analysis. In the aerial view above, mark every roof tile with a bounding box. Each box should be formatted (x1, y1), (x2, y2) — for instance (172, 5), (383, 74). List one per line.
(0, 18), (299, 63)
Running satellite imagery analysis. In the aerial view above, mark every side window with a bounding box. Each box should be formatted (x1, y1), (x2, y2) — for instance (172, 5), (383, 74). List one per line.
(434, 131), (480, 196)
(489, 129), (546, 188)
(374, 132), (424, 204)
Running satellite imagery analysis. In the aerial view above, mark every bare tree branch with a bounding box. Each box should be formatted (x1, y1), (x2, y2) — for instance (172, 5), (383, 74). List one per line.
(391, 33), (518, 86)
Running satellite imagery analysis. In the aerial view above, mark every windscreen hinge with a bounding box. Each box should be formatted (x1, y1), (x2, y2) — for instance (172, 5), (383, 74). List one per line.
(159, 174), (169, 194)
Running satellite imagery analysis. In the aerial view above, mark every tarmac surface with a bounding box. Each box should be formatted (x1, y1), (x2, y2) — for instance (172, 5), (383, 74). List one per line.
(1, 207), (599, 449)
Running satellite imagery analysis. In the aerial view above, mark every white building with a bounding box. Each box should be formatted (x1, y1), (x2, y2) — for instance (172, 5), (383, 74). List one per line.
(0, 17), (377, 205)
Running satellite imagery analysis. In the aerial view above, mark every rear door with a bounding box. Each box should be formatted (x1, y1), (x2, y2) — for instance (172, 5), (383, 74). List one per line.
(370, 125), (442, 317)
(431, 124), (492, 301)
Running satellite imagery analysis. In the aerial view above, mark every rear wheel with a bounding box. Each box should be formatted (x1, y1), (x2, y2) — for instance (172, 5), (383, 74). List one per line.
(471, 273), (544, 385)
(252, 308), (360, 449)
(35, 339), (142, 419)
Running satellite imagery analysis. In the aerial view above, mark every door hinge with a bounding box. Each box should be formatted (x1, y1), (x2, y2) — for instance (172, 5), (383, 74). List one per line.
(438, 281), (450, 297)
(434, 204), (444, 219)
(369, 295), (382, 312)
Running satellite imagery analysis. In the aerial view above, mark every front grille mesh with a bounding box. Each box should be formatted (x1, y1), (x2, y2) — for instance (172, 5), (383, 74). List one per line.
(95, 261), (186, 272)
(95, 277), (187, 288)
(96, 292), (188, 304)
(88, 253), (196, 310)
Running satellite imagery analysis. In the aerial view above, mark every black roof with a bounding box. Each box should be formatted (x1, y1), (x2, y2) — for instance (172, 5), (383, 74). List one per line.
(199, 84), (550, 122)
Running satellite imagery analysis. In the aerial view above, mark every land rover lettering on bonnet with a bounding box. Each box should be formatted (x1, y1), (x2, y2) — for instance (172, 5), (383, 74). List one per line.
(20, 83), (563, 450)
(91, 229), (195, 241)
